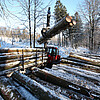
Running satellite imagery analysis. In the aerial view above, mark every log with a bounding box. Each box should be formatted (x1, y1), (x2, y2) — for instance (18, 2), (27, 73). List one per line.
(0, 58), (47, 71)
(0, 52), (43, 61)
(0, 48), (45, 53)
(0, 52), (47, 66)
(17, 60), (47, 69)
(69, 53), (100, 63)
(37, 16), (76, 44)
(61, 59), (100, 70)
(0, 61), (21, 71)
(69, 54), (100, 67)
(0, 52), (47, 71)
(12, 71), (62, 100)
(0, 53), (11, 56)
(0, 67), (22, 76)
(0, 76), (23, 100)
(32, 67), (100, 98)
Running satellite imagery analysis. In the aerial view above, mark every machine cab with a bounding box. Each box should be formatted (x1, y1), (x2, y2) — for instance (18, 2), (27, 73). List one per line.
(46, 46), (60, 64)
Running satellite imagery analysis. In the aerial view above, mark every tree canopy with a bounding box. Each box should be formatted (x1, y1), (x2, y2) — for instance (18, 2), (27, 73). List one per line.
(54, 0), (68, 22)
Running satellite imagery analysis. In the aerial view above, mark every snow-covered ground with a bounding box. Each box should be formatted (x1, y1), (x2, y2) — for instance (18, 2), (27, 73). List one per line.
(0, 36), (100, 99)
(0, 36), (90, 57)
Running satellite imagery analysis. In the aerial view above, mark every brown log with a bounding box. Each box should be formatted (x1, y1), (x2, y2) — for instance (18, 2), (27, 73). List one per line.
(37, 16), (76, 44)
(69, 54), (100, 67)
(61, 59), (100, 70)
(0, 51), (47, 65)
(0, 58), (47, 71)
(71, 19), (76, 25)
(0, 76), (23, 100)
(12, 71), (62, 100)
(0, 61), (21, 71)
(32, 67), (100, 98)
(0, 59), (47, 76)
(0, 48), (45, 53)
(0, 52), (45, 61)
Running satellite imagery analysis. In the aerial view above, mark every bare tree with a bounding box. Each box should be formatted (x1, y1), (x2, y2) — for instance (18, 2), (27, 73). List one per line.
(5, 0), (52, 48)
(79, 0), (100, 51)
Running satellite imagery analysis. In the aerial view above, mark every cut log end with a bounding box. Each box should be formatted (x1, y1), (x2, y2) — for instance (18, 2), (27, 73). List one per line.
(65, 16), (72, 23)
(69, 23), (73, 26)
(72, 20), (76, 25)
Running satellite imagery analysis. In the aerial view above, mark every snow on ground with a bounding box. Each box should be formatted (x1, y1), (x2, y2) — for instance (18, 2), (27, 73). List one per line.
(0, 36), (90, 57)
(44, 67), (100, 93)
(0, 36), (100, 99)
(58, 46), (90, 58)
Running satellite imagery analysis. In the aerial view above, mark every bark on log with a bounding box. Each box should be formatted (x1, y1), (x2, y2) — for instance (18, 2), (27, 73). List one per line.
(0, 67), (21, 76)
(0, 62), (46, 76)
(0, 52), (45, 61)
(0, 76), (23, 100)
(61, 59), (100, 70)
(32, 67), (100, 98)
(37, 16), (76, 44)
(0, 48), (45, 53)
(0, 58), (47, 71)
(0, 52), (47, 71)
(0, 51), (47, 64)
(69, 54), (100, 67)
(12, 71), (62, 100)
(0, 61), (21, 71)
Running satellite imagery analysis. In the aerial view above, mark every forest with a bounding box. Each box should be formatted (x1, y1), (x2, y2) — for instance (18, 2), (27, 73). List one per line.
(0, 0), (100, 53)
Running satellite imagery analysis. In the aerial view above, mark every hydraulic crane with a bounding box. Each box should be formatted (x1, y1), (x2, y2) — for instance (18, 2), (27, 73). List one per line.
(37, 7), (76, 67)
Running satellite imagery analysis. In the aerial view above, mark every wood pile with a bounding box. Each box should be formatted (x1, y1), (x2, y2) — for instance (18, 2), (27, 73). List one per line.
(0, 48), (47, 76)
(37, 16), (76, 44)
(11, 71), (63, 100)
(31, 67), (100, 98)
(0, 76), (23, 100)
(61, 53), (100, 72)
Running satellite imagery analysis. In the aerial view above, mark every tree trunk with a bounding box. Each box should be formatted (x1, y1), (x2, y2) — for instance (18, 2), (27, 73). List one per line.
(28, 0), (32, 48)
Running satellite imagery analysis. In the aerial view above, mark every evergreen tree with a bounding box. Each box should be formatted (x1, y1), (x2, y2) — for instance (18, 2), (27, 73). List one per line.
(74, 12), (83, 33)
(54, 0), (68, 22)
(54, 0), (68, 46)
(71, 12), (83, 33)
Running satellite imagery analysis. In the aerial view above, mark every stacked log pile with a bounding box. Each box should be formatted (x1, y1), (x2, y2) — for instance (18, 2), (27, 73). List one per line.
(11, 71), (65, 100)
(37, 16), (76, 44)
(0, 48), (47, 76)
(0, 76), (23, 100)
(61, 53), (100, 73)
(0, 51), (100, 99)
(31, 67), (100, 99)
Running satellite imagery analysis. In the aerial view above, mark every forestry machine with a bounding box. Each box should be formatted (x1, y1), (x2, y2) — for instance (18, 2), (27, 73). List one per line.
(37, 7), (76, 68)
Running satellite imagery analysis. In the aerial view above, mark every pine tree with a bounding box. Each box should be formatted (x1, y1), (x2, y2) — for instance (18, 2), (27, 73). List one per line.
(54, 0), (68, 22)
(72, 12), (83, 33)
(54, 0), (68, 46)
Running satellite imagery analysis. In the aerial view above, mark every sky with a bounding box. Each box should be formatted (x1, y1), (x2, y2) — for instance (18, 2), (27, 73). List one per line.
(44, 0), (84, 16)
(0, 0), (84, 30)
